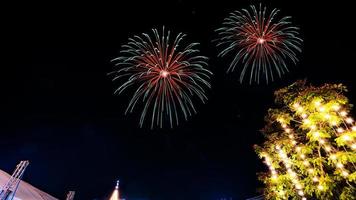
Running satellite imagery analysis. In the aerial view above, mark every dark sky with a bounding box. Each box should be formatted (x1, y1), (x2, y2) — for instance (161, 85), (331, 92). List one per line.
(1, 0), (355, 199)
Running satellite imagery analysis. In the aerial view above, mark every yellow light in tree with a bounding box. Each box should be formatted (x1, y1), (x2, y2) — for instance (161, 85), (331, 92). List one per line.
(312, 177), (318, 182)
(298, 190), (304, 196)
(300, 154), (306, 159)
(296, 146), (301, 152)
(342, 135), (351, 141)
(290, 172), (297, 178)
(292, 140), (297, 145)
(310, 125), (317, 130)
(331, 120), (338, 126)
(303, 161), (309, 166)
(332, 104), (340, 111)
(301, 113), (308, 119)
(297, 107), (304, 112)
(346, 117), (353, 124)
(337, 128), (344, 133)
(302, 197), (307, 200)
(282, 123), (287, 128)
(352, 126), (356, 131)
(342, 170), (349, 177)
(324, 114), (331, 120)
(313, 131), (320, 138)
(340, 110), (347, 117)
(351, 143), (356, 150)
(330, 154), (337, 160)
(325, 146), (332, 152)
(319, 139), (325, 144)
(308, 168), (314, 173)
(303, 119), (311, 125)
(293, 103), (300, 108)
(336, 162), (344, 168)
(296, 184), (302, 190)
(314, 101), (321, 107)
(319, 106), (326, 112)
(317, 185), (324, 190)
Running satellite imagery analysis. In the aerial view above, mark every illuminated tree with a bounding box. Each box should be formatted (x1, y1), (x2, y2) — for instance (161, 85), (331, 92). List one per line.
(255, 80), (356, 199)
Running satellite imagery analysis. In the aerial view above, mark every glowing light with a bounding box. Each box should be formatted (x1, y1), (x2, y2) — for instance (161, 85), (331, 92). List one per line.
(302, 197), (307, 200)
(331, 120), (338, 126)
(312, 177), (318, 182)
(332, 104), (340, 111)
(352, 126), (356, 131)
(337, 128), (344, 133)
(351, 143), (356, 150)
(298, 190), (304, 196)
(300, 154), (306, 159)
(336, 162), (344, 168)
(319, 139), (325, 144)
(325, 146), (332, 152)
(296, 146), (301, 152)
(296, 184), (302, 189)
(314, 101), (321, 107)
(293, 103), (300, 108)
(330, 154), (337, 160)
(303, 161), (309, 166)
(297, 107), (304, 112)
(319, 106), (325, 112)
(303, 119), (311, 125)
(286, 128), (291, 133)
(301, 113), (308, 118)
(276, 145), (281, 150)
(317, 185), (324, 190)
(342, 135), (351, 141)
(313, 131), (320, 138)
(345, 117), (353, 124)
(310, 125), (316, 130)
(160, 70), (169, 78)
(340, 110), (347, 117)
(257, 37), (266, 44)
(308, 168), (314, 173)
(282, 124), (287, 128)
(342, 171), (349, 177)
(271, 175), (278, 180)
(291, 140), (297, 145)
(324, 114), (331, 119)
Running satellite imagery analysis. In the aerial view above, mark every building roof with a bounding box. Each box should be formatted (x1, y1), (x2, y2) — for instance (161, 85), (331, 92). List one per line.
(0, 169), (58, 200)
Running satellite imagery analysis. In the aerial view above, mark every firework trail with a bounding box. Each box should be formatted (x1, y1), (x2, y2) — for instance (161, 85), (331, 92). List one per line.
(110, 27), (212, 128)
(215, 4), (302, 84)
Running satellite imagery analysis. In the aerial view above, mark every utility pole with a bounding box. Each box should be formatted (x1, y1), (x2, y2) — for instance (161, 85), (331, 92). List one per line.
(65, 191), (75, 200)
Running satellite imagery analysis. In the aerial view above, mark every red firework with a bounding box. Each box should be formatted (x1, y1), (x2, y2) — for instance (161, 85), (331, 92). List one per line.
(110, 27), (212, 128)
(216, 4), (303, 84)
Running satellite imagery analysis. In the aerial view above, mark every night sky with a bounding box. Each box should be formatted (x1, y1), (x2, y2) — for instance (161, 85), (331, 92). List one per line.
(1, 0), (356, 199)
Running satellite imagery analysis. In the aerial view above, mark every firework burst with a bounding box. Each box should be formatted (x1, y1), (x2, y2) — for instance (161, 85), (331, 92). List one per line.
(110, 27), (212, 128)
(215, 4), (303, 84)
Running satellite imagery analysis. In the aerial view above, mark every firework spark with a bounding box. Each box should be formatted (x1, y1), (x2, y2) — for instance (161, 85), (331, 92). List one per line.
(215, 4), (303, 84)
(110, 27), (212, 128)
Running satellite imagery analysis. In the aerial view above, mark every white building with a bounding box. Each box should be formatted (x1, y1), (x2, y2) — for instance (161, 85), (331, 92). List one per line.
(0, 169), (58, 200)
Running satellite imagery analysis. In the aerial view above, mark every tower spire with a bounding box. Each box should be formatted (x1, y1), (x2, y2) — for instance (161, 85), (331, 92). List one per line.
(109, 180), (120, 200)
